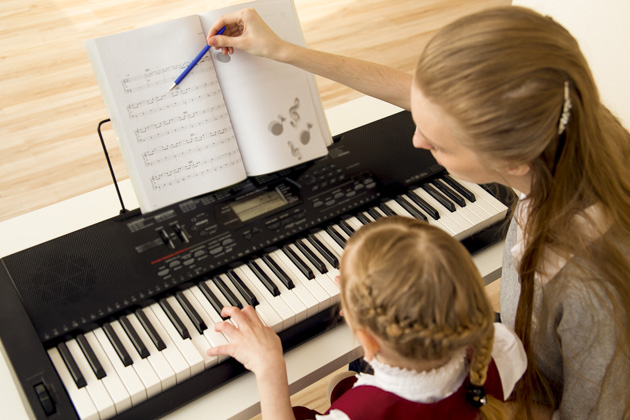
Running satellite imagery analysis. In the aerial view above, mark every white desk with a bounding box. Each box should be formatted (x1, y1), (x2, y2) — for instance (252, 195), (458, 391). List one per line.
(0, 96), (504, 419)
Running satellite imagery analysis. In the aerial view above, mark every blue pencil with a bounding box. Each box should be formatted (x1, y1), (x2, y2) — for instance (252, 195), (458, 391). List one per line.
(169, 27), (226, 91)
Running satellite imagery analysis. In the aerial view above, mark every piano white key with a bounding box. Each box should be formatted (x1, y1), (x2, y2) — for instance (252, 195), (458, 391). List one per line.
(66, 338), (117, 419)
(457, 180), (509, 215)
(215, 272), (276, 328)
(405, 190), (476, 238)
(109, 320), (162, 398)
(287, 242), (340, 303)
(183, 288), (231, 362)
(165, 295), (218, 369)
(135, 307), (191, 384)
(313, 230), (344, 260)
(48, 347), (100, 420)
(255, 256), (309, 323)
(236, 264), (295, 330)
(272, 249), (331, 312)
(148, 303), (205, 377)
(126, 313), (179, 390)
(83, 332), (133, 414)
(92, 327), (147, 406)
(267, 250), (321, 317)
(343, 216), (366, 231)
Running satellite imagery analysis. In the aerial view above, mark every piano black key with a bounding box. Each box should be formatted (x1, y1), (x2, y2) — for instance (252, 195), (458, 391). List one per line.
(295, 240), (327, 274)
(226, 269), (259, 307)
(325, 226), (346, 248)
(199, 282), (227, 319)
(422, 184), (456, 212)
(306, 234), (339, 269)
(395, 196), (427, 221)
(135, 308), (166, 351)
(159, 297), (190, 340)
(338, 220), (355, 236)
(247, 261), (280, 297)
(103, 322), (133, 367)
(443, 174), (476, 202)
(355, 212), (372, 226)
(367, 207), (383, 220)
(176, 290), (207, 334)
(58, 341), (87, 388)
(282, 246), (314, 280)
(75, 333), (107, 380)
(407, 191), (440, 220)
(262, 254), (295, 289)
(212, 276), (243, 309)
(377, 203), (396, 217)
(119, 315), (150, 359)
(433, 179), (466, 207)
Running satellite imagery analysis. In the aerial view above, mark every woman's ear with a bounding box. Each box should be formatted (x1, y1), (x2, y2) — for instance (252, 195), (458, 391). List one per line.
(504, 162), (531, 176)
(355, 328), (381, 360)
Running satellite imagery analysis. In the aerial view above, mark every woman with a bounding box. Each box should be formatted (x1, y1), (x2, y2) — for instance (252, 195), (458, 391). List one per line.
(207, 6), (630, 418)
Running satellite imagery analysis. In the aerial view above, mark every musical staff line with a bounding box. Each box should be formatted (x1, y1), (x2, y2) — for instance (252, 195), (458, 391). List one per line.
(134, 104), (230, 143)
(126, 80), (221, 119)
(141, 128), (234, 166)
(149, 150), (242, 190)
(121, 55), (215, 93)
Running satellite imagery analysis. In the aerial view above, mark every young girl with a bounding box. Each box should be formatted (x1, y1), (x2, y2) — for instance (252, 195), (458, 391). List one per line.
(207, 216), (526, 419)
(207, 5), (630, 417)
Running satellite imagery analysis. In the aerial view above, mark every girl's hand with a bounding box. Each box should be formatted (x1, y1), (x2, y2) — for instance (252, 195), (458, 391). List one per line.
(206, 306), (284, 376)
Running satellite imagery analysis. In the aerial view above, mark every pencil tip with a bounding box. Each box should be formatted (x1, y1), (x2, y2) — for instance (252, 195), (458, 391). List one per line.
(168, 83), (176, 91)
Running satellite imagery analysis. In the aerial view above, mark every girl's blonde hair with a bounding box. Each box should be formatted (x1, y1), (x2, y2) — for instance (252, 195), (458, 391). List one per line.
(415, 6), (630, 416)
(340, 216), (504, 419)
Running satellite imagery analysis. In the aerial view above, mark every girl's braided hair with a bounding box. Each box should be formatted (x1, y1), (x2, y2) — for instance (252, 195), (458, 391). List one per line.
(340, 216), (501, 416)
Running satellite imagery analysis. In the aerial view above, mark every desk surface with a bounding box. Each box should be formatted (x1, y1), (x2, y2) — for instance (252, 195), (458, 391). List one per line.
(0, 96), (503, 420)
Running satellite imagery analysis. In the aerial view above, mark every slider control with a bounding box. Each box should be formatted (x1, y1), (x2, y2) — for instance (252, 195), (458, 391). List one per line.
(158, 229), (175, 249)
(172, 223), (189, 243)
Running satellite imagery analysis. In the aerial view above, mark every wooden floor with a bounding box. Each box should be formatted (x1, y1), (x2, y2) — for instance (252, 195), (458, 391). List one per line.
(0, 0), (509, 417)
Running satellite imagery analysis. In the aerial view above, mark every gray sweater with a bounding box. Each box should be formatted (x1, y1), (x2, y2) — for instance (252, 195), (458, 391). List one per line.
(500, 217), (629, 419)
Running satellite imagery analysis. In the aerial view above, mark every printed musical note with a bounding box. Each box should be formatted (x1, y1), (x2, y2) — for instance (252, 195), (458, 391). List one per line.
(288, 141), (302, 160)
(288, 97), (300, 128)
(268, 115), (286, 136)
(300, 123), (313, 145)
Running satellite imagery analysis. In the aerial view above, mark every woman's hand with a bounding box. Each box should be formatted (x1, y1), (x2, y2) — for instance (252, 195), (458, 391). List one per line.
(206, 8), (288, 60)
(206, 305), (284, 376)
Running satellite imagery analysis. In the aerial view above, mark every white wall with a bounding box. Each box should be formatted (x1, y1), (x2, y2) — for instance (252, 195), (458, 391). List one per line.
(513, 0), (630, 129)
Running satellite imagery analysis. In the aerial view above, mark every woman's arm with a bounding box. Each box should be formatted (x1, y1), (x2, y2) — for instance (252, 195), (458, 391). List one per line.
(207, 8), (412, 110)
(207, 306), (295, 420)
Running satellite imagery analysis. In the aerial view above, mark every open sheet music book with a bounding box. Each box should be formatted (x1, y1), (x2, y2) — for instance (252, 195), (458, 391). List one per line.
(86, 0), (330, 213)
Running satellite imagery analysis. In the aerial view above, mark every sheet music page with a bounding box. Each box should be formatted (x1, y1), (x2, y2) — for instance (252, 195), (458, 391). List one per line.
(86, 16), (246, 213)
(199, 0), (330, 176)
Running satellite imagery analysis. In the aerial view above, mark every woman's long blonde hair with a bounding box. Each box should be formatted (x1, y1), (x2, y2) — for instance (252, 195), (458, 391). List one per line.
(414, 6), (630, 417)
(340, 216), (505, 419)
